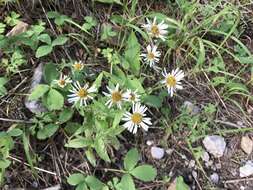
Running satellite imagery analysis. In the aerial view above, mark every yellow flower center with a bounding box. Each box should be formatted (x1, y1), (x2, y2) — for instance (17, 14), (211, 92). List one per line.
(131, 113), (142, 124)
(130, 93), (136, 101)
(111, 91), (122, 102)
(166, 75), (176, 87)
(73, 63), (83, 71)
(77, 88), (88, 98)
(147, 52), (155, 60)
(59, 79), (66, 86)
(151, 25), (160, 36)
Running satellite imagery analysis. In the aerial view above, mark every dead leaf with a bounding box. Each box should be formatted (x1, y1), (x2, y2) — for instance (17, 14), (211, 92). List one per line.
(6, 21), (29, 37)
(241, 136), (253, 155)
(167, 178), (176, 190)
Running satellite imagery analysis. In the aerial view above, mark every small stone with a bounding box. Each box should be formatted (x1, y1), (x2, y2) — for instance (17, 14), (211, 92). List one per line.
(215, 163), (222, 169)
(146, 140), (154, 146)
(151, 146), (165, 159)
(210, 173), (219, 184)
(166, 148), (174, 155)
(202, 151), (210, 162)
(240, 161), (253, 177)
(181, 155), (187, 160)
(241, 136), (253, 155)
(192, 171), (198, 178)
(189, 160), (196, 168)
(203, 135), (226, 158)
(183, 101), (201, 115)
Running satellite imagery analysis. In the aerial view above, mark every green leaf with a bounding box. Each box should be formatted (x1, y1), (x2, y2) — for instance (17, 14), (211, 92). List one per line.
(67, 173), (86, 185)
(125, 78), (145, 94)
(38, 34), (51, 44)
(46, 89), (64, 110)
(43, 63), (59, 84)
(85, 176), (105, 190)
(112, 111), (124, 128)
(52, 36), (68, 46)
(94, 138), (111, 162)
(36, 45), (53, 58)
(95, 0), (122, 5)
(130, 165), (157, 182)
(124, 148), (139, 171)
(118, 174), (135, 190)
(7, 128), (23, 137)
(85, 149), (96, 167)
(37, 124), (59, 140)
(28, 84), (49, 101)
(143, 95), (162, 108)
(0, 77), (8, 96)
(176, 176), (189, 190)
(58, 108), (74, 123)
(124, 32), (140, 75)
(0, 159), (11, 169)
(93, 72), (103, 89)
(65, 137), (92, 148)
(76, 182), (88, 190)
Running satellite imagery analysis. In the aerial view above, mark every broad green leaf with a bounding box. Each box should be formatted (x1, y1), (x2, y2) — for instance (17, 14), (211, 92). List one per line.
(64, 122), (82, 135)
(125, 78), (145, 94)
(176, 176), (189, 190)
(85, 176), (105, 190)
(85, 149), (96, 167)
(93, 72), (103, 89)
(124, 148), (139, 171)
(0, 159), (11, 169)
(94, 138), (111, 162)
(112, 111), (124, 128)
(52, 36), (68, 46)
(28, 84), (49, 101)
(65, 137), (92, 148)
(7, 128), (23, 137)
(67, 173), (86, 185)
(36, 45), (53, 58)
(76, 182), (88, 190)
(47, 11), (59, 18)
(37, 124), (59, 140)
(46, 89), (64, 110)
(0, 77), (8, 96)
(43, 63), (59, 84)
(59, 108), (74, 123)
(124, 32), (140, 75)
(118, 174), (135, 190)
(95, 0), (122, 5)
(143, 95), (163, 108)
(130, 165), (157, 182)
(38, 34), (51, 44)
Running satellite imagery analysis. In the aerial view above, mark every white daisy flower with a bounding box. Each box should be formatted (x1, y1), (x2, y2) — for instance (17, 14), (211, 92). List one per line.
(142, 17), (168, 41)
(141, 44), (161, 68)
(53, 73), (72, 88)
(103, 84), (123, 109)
(68, 81), (96, 106)
(123, 89), (140, 103)
(122, 103), (152, 134)
(72, 61), (84, 71)
(161, 68), (184, 97)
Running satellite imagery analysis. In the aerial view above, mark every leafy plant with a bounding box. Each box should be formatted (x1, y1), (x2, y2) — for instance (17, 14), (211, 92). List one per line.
(0, 77), (8, 96)
(4, 11), (20, 26)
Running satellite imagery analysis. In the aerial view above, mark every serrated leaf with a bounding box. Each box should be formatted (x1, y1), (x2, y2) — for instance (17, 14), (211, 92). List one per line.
(130, 165), (157, 182)
(67, 173), (86, 185)
(124, 148), (139, 171)
(7, 128), (23, 137)
(36, 45), (53, 58)
(52, 36), (68, 46)
(46, 89), (64, 110)
(37, 124), (59, 140)
(28, 84), (49, 101)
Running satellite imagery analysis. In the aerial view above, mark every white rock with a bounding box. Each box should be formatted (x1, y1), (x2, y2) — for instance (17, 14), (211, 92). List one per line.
(166, 148), (174, 155)
(240, 161), (253, 177)
(189, 160), (196, 168)
(202, 151), (210, 162)
(151, 146), (165, 159)
(210, 173), (219, 184)
(241, 136), (253, 155)
(203, 135), (226, 158)
(146, 140), (154, 146)
(192, 171), (197, 178)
